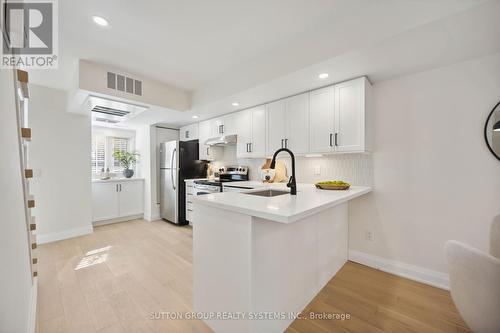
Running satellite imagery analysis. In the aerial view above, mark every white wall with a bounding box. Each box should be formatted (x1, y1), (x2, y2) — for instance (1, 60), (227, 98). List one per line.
(0, 70), (36, 333)
(29, 84), (93, 243)
(349, 52), (500, 276)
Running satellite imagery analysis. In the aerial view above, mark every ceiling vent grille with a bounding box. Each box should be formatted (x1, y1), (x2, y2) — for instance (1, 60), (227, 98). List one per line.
(107, 72), (142, 96)
(91, 105), (130, 117)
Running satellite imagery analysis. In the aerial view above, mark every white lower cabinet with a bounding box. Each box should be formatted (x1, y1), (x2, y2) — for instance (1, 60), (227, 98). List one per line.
(185, 181), (195, 224)
(92, 179), (144, 223)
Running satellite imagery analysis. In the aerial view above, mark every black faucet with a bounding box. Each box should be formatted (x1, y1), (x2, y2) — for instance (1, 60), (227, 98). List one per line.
(269, 148), (297, 195)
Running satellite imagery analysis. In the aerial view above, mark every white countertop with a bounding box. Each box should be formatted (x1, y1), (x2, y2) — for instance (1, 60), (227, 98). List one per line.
(92, 178), (144, 183)
(193, 183), (371, 223)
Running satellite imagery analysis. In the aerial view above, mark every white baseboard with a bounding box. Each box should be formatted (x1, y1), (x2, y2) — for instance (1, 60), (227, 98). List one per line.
(348, 250), (450, 290)
(27, 278), (37, 333)
(93, 214), (144, 226)
(144, 212), (161, 222)
(37, 225), (93, 244)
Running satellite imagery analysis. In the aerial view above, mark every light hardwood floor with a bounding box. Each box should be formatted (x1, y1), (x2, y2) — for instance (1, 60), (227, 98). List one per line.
(37, 219), (470, 333)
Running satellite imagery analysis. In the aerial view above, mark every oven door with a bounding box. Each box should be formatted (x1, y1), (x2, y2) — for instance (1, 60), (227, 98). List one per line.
(194, 184), (220, 195)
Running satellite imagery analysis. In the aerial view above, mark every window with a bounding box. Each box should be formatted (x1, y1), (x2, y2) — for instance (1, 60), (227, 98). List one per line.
(111, 137), (129, 172)
(91, 134), (132, 174)
(91, 136), (106, 174)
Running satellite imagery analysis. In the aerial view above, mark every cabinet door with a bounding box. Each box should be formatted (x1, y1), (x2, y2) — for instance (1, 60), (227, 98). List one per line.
(180, 123), (198, 141)
(285, 93), (309, 154)
(235, 110), (252, 158)
(250, 106), (266, 157)
(211, 118), (224, 137)
(119, 181), (144, 217)
(334, 78), (365, 152)
(309, 86), (334, 153)
(222, 113), (237, 135)
(266, 100), (286, 156)
(92, 182), (119, 221)
(198, 120), (211, 160)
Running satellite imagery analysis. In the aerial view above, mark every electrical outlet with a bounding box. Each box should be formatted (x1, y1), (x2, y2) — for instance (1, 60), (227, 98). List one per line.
(366, 231), (374, 242)
(314, 165), (321, 175)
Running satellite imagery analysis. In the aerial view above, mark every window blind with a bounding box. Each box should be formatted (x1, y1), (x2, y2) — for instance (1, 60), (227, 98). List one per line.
(91, 137), (105, 174)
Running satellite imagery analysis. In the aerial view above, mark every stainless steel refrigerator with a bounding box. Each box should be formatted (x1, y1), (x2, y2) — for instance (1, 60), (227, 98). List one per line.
(159, 140), (207, 225)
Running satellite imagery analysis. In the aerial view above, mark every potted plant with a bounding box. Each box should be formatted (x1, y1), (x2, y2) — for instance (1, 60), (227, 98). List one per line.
(113, 151), (139, 178)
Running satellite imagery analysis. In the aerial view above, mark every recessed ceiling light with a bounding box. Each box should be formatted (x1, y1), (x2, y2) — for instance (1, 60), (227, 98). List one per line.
(232, 102), (239, 107)
(192, 115), (199, 119)
(92, 16), (109, 27)
(318, 73), (329, 79)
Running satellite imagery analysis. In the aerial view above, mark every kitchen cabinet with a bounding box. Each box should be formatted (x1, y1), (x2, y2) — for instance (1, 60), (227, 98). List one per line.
(285, 93), (309, 154)
(309, 77), (370, 153)
(185, 180), (195, 224)
(235, 105), (266, 158)
(309, 86), (335, 153)
(210, 113), (237, 136)
(180, 123), (198, 141)
(266, 93), (309, 156)
(199, 120), (222, 161)
(266, 100), (286, 155)
(92, 179), (144, 223)
(334, 78), (367, 152)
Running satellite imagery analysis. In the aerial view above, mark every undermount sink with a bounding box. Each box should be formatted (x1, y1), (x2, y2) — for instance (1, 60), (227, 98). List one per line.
(244, 189), (290, 197)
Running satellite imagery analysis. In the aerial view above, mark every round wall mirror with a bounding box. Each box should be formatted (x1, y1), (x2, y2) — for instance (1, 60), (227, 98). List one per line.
(485, 100), (500, 161)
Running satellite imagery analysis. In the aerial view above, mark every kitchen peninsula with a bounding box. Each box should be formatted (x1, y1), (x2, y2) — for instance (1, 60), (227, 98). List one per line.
(192, 183), (371, 333)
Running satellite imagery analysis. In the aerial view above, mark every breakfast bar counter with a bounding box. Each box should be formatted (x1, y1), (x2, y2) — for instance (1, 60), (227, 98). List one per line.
(192, 184), (371, 333)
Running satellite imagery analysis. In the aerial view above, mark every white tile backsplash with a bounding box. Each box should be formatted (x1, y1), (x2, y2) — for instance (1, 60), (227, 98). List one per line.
(209, 146), (373, 186)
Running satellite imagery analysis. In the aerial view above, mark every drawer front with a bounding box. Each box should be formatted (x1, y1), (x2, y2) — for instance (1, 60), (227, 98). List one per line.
(186, 208), (194, 222)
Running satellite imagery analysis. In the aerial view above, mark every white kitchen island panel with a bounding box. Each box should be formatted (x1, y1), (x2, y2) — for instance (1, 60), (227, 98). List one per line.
(193, 201), (349, 333)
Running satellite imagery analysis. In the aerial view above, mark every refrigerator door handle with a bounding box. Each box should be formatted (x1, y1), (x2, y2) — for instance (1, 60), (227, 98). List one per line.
(171, 148), (176, 190)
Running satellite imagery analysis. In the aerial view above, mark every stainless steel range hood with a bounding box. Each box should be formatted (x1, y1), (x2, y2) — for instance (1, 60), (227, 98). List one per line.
(205, 134), (237, 146)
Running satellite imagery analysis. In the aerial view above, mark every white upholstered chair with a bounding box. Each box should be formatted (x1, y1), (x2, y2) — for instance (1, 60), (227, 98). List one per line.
(445, 215), (500, 333)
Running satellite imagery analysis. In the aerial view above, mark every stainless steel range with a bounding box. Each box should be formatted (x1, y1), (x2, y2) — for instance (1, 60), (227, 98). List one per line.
(193, 165), (248, 194)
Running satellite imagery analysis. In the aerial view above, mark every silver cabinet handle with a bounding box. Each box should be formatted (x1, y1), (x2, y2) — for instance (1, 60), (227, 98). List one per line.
(116, 184), (119, 192)
(249, 142), (253, 152)
(186, 130), (189, 139)
(281, 139), (284, 148)
(284, 139), (288, 149)
(221, 124), (224, 134)
(119, 184), (122, 192)
(207, 147), (210, 156)
(335, 133), (338, 146)
(329, 133), (333, 147)
(246, 143), (249, 153)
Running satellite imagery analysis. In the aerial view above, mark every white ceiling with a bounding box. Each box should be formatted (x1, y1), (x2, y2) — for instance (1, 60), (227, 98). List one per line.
(27, 0), (498, 127)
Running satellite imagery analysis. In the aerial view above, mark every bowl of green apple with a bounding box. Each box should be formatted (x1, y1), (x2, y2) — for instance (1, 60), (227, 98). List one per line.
(315, 180), (350, 190)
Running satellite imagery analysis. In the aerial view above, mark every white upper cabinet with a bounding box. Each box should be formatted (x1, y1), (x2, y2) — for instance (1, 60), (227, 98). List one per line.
(266, 93), (310, 156)
(195, 76), (370, 159)
(235, 110), (252, 158)
(250, 106), (266, 157)
(180, 123), (199, 141)
(221, 113), (237, 135)
(266, 100), (286, 156)
(235, 105), (266, 158)
(334, 78), (366, 152)
(309, 77), (371, 153)
(309, 86), (335, 153)
(199, 120), (222, 160)
(285, 92), (309, 154)
(211, 118), (224, 137)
